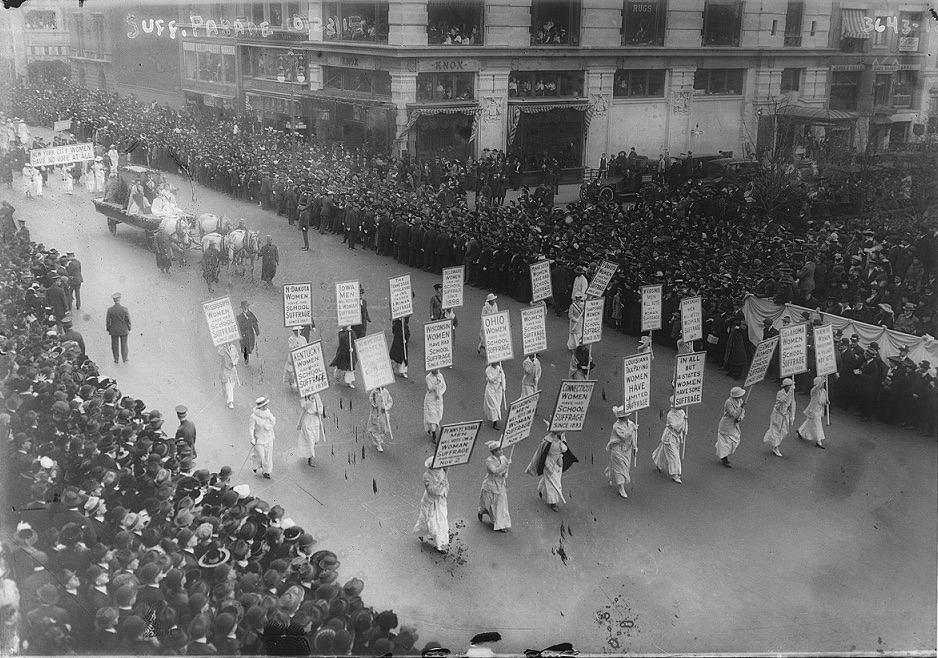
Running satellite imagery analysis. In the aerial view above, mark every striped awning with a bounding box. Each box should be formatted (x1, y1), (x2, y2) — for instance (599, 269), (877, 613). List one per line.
(841, 8), (871, 39)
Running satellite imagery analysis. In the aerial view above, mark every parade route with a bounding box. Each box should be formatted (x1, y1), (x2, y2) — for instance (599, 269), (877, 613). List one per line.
(16, 153), (936, 654)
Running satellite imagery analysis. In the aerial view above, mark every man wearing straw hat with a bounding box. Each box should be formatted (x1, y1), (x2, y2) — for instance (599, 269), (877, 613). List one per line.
(716, 386), (746, 467)
(605, 406), (638, 498)
(248, 397), (276, 479)
(478, 440), (511, 531)
(763, 379), (795, 457)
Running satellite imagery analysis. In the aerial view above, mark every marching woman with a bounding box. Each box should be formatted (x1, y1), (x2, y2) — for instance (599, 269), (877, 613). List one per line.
(483, 362), (506, 430)
(478, 441), (511, 531)
(797, 376), (828, 449)
(521, 353), (541, 397)
(652, 396), (685, 484)
(329, 326), (357, 389)
(716, 386), (746, 468)
(423, 369), (446, 444)
(284, 326), (307, 392)
(763, 378), (796, 457)
(525, 430), (572, 511)
(296, 392), (325, 467)
(605, 406), (638, 498)
(414, 456), (450, 552)
(367, 386), (393, 453)
(389, 316), (410, 379)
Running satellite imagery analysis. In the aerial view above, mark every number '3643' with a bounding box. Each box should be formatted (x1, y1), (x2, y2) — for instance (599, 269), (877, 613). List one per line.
(861, 16), (931, 34)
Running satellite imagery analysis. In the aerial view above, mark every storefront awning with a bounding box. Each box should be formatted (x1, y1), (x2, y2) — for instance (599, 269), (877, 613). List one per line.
(776, 106), (859, 122)
(841, 9), (872, 39)
(309, 91), (393, 106)
(507, 101), (593, 146)
(395, 105), (483, 144)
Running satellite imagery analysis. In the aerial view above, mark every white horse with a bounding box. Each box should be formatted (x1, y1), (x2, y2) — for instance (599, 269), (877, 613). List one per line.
(201, 231), (225, 254)
(157, 215), (194, 265)
(197, 213), (233, 239)
(224, 228), (260, 282)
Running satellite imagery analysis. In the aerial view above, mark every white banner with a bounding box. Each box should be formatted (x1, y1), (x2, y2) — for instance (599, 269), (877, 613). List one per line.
(529, 260), (553, 303)
(585, 260), (618, 298)
(53, 119), (72, 133)
(424, 319), (453, 371)
(622, 353), (652, 414)
(442, 266), (464, 309)
(29, 142), (94, 168)
(680, 296), (703, 343)
(291, 341), (329, 397)
(814, 324), (837, 377)
(432, 421), (483, 468)
(388, 274), (413, 320)
(520, 304), (547, 355)
(641, 284), (663, 332)
(283, 283), (313, 327)
(550, 380), (595, 433)
(581, 297), (605, 345)
(335, 281), (362, 328)
(202, 296), (240, 347)
(500, 392), (541, 448)
(673, 351), (706, 407)
(482, 310), (514, 364)
(745, 336), (779, 388)
(780, 324), (808, 378)
(354, 332), (395, 391)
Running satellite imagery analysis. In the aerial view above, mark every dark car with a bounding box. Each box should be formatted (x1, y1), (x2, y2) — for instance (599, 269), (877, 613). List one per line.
(696, 157), (762, 187)
(580, 155), (652, 202)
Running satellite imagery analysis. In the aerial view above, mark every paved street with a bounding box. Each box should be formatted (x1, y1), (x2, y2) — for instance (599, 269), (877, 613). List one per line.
(14, 146), (936, 654)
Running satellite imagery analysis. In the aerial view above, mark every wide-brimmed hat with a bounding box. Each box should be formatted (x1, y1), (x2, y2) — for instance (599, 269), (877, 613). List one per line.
(612, 405), (627, 418)
(198, 545), (231, 568)
(814, 376), (826, 386)
(485, 293), (497, 302)
(781, 378), (794, 386)
(254, 397), (269, 409)
(730, 387), (746, 398)
(484, 440), (501, 451)
(424, 456), (436, 469)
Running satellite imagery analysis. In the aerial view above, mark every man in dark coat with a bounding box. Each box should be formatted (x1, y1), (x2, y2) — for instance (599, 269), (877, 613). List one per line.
(175, 405), (197, 457)
(66, 251), (83, 309)
(854, 343), (886, 422)
(259, 235), (279, 285)
(60, 316), (85, 356)
(395, 219), (411, 264)
(46, 276), (69, 330)
(106, 292), (131, 363)
(297, 188), (312, 251)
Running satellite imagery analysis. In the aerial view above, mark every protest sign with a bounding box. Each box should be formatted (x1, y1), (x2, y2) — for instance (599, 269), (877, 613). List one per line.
(53, 120), (72, 133)
(354, 332), (395, 391)
(585, 260), (618, 298)
(641, 284), (663, 332)
(431, 421), (483, 468)
(814, 324), (837, 377)
(529, 259), (553, 303)
(581, 298), (605, 345)
(622, 353), (652, 414)
(202, 296), (240, 347)
(424, 319), (453, 371)
(335, 281), (361, 327)
(442, 266), (464, 308)
(29, 142), (94, 167)
(388, 274), (413, 320)
(291, 341), (329, 397)
(282, 283), (313, 327)
(673, 352), (706, 407)
(520, 304), (547, 355)
(745, 336), (780, 388)
(780, 324), (808, 378)
(482, 310), (514, 364)
(500, 392), (541, 448)
(549, 380), (595, 432)
(680, 296), (703, 343)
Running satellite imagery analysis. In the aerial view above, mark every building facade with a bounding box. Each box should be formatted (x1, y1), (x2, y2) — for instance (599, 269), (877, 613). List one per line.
(1, 0), (72, 83)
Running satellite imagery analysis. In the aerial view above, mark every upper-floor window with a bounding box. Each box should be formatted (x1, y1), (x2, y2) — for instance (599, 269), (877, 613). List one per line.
(428, 0), (483, 45)
(184, 42), (237, 84)
(780, 67), (802, 92)
(702, 0), (741, 46)
(829, 70), (860, 110)
(839, 8), (870, 53)
(322, 66), (392, 96)
(891, 70), (916, 108)
(898, 11), (922, 52)
(240, 46), (308, 82)
(508, 70), (584, 97)
(783, 1), (803, 46)
(324, 1), (389, 42)
(417, 72), (475, 101)
(622, 0), (665, 46)
(25, 10), (57, 30)
(613, 69), (666, 97)
(530, 0), (580, 46)
(871, 15), (889, 47)
(693, 68), (743, 95)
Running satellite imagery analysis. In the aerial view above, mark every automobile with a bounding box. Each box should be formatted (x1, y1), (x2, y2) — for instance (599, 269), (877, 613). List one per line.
(666, 152), (727, 186)
(579, 154), (653, 202)
(695, 157), (762, 186)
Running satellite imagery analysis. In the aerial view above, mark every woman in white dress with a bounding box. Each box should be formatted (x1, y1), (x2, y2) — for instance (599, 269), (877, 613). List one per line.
(763, 378), (795, 457)
(716, 386), (746, 467)
(296, 392), (324, 467)
(483, 362), (506, 429)
(797, 376), (828, 448)
(478, 294), (498, 353)
(653, 396), (685, 484)
(61, 165), (73, 195)
(413, 456), (449, 552)
(423, 369), (446, 444)
(367, 387), (393, 453)
(605, 406), (638, 498)
(525, 431), (568, 510)
(478, 440), (511, 531)
(283, 326), (307, 392)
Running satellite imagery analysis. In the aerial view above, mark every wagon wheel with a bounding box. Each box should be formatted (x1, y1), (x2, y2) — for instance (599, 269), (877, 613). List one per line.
(107, 218), (118, 234)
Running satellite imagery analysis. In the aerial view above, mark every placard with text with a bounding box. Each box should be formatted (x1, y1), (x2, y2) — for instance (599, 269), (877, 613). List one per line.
(354, 332), (395, 392)
(813, 324), (837, 377)
(585, 260), (618, 298)
(424, 319), (453, 371)
(581, 297), (605, 345)
(549, 380), (595, 433)
(388, 274), (413, 320)
(641, 284), (663, 332)
(335, 281), (362, 328)
(291, 341), (329, 397)
(202, 296), (241, 347)
(520, 304), (547, 355)
(622, 353), (652, 414)
(745, 336), (779, 388)
(482, 310), (514, 364)
(283, 283), (313, 327)
(680, 296), (703, 343)
(673, 351), (706, 407)
(431, 421), (483, 468)
(780, 324), (808, 378)
(500, 392), (541, 448)
(442, 266), (464, 309)
(529, 259), (553, 303)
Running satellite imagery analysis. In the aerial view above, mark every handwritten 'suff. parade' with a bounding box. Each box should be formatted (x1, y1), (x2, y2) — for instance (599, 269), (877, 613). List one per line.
(126, 13), (325, 40)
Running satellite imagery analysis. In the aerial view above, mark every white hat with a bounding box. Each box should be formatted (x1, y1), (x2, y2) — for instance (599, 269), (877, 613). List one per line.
(292, 326), (302, 332)
(613, 405), (627, 418)
(424, 456), (436, 469)
(485, 293), (497, 302)
(730, 387), (746, 398)
(781, 378), (794, 387)
(232, 484), (250, 498)
(254, 397), (270, 408)
(639, 335), (652, 345)
(485, 440), (501, 451)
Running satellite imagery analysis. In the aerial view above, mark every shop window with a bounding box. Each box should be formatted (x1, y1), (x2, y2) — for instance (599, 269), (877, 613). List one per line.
(324, 1), (389, 42)
(417, 72), (475, 101)
(517, 108), (584, 170)
(898, 12), (922, 52)
(622, 0), (665, 46)
(222, 52), (236, 83)
(702, 0), (741, 46)
(508, 71), (584, 98)
(783, 1), (802, 46)
(613, 70), (666, 97)
(288, 2), (302, 24)
(829, 70), (860, 110)
(321, 66), (392, 96)
(25, 10), (57, 29)
(780, 68), (802, 93)
(531, 0), (580, 45)
(693, 68), (743, 95)
(184, 48), (198, 80)
(427, 0), (483, 45)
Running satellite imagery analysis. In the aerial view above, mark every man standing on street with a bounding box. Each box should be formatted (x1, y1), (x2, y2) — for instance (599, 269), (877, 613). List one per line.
(259, 235), (279, 286)
(297, 187), (312, 251)
(60, 316), (85, 357)
(66, 252), (83, 310)
(175, 405), (197, 458)
(106, 292), (131, 363)
(248, 397), (276, 479)
(236, 301), (260, 365)
(46, 275), (69, 332)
